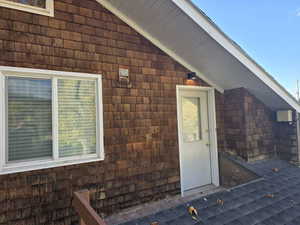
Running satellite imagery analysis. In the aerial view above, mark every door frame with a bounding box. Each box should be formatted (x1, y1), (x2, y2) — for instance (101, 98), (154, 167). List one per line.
(176, 85), (219, 196)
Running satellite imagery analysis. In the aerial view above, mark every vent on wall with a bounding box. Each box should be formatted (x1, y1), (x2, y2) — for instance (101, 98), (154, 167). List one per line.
(276, 110), (293, 122)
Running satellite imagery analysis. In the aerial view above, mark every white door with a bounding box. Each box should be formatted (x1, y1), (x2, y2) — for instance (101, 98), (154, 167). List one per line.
(178, 89), (212, 192)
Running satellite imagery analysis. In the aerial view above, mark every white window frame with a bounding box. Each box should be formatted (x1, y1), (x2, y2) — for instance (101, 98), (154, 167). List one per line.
(0, 0), (54, 17)
(0, 66), (104, 175)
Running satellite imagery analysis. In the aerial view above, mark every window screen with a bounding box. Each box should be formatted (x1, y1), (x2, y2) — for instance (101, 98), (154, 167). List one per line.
(7, 77), (52, 162)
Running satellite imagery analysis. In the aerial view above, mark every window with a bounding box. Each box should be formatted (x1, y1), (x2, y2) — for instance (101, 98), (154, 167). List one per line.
(7, 77), (53, 161)
(0, 0), (54, 17)
(181, 96), (202, 142)
(0, 67), (104, 174)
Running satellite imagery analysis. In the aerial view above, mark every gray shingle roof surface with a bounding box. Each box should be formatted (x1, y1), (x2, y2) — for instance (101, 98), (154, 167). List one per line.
(119, 160), (300, 225)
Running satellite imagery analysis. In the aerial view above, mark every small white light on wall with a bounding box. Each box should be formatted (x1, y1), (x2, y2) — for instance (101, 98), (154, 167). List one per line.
(118, 66), (131, 88)
(119, 66), (129, 81)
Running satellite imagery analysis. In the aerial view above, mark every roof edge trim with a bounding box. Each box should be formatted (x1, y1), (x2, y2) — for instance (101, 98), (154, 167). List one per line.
(95, 0), (224, 93)
(172, 0), (300, 112)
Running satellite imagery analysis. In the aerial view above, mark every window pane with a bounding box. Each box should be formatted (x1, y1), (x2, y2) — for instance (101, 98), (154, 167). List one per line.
(181, 97), (202, 142)
(7, 0), (46, 8)
(58, 79), (97, 158)
(7, 77), (52, 162)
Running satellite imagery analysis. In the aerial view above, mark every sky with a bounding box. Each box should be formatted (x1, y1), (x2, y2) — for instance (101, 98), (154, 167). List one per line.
(192, 0), (300, 97)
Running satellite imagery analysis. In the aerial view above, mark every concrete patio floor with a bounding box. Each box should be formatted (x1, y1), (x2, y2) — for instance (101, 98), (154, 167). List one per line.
(106, 159), (300, 225)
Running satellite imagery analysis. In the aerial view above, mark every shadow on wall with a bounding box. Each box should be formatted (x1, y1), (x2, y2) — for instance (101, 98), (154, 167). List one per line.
(219, 153), (259, 188)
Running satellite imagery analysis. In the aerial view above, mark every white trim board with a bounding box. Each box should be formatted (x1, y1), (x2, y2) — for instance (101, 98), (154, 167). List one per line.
(172, 0), (300, 112)
(0, 0), (54, 17)
(0, 66), (100, 79)
(0, 72), (5, 172)
(176, 85), (219, 196)
(95, 0), (224, 93)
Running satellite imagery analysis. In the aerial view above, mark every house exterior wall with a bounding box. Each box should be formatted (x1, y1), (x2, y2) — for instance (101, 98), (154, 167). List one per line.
(216, 92), (226, 153)
(224, 88), (247, 160)
(276, 111), (300, 164)
(224, 88), (298, 162)
(244, 90), (277, 161)
(224, 88), (276, 161)
(0, 0), (226, 224)
(0, 0), (297, 224)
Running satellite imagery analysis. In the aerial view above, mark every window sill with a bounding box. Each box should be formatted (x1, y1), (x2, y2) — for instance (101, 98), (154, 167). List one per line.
(0, 155), (104, 175)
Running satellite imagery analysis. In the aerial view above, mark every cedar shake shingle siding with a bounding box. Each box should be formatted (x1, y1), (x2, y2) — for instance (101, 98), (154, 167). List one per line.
(0, 0), (297, 224)
(224, 88), (277, 161)
(0, 0), (226, 223)
(224, 88), (298, 162)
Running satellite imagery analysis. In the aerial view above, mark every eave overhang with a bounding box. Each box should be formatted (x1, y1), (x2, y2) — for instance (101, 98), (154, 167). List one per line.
(96, 0), (300, 112)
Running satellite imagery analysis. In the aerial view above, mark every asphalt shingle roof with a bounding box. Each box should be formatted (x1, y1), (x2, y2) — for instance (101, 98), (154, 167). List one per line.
(119, 160), (300, 225)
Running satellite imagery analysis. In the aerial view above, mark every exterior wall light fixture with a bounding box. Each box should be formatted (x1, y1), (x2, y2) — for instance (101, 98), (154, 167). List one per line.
(187, 72), (197, 80)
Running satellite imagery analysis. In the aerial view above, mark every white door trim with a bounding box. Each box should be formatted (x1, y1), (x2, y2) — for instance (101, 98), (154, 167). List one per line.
(176, 85), (219, 196)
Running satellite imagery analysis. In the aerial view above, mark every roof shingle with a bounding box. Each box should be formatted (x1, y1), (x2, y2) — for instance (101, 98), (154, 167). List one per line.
(119, 160), (300, 225)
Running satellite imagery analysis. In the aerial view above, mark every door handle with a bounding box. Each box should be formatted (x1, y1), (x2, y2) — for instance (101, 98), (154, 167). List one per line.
(206, 143), (210, 146)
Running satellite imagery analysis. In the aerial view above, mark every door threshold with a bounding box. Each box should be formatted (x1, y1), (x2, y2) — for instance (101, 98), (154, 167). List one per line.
(182, 184), (221, 197)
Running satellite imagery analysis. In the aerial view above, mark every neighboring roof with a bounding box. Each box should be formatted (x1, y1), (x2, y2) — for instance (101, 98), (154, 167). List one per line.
(119, 159), (300, 225)
(96, 0), (300, 112)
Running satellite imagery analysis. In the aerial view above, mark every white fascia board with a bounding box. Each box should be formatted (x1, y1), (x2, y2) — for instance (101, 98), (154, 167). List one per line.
(95, 0), (224, 93)
(172, 0), (300, 112)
